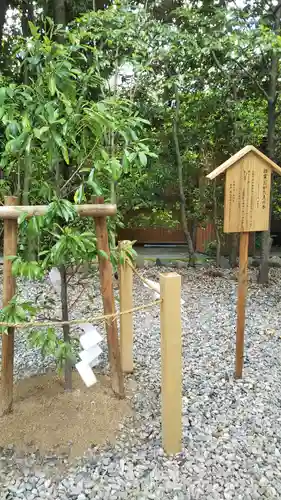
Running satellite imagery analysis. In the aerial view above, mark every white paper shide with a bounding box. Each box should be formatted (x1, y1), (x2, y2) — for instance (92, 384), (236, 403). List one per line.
(49, 267), (61, 295)
(75, 323), (102, 387)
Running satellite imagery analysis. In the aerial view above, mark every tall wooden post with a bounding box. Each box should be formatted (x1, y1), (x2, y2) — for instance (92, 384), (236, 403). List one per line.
(1, 196), (18, 415)
(94, 198), (124, 398)
(160, 273), (182, 455)
(119, 242), (133, 373)
(235, 232), (249, 379)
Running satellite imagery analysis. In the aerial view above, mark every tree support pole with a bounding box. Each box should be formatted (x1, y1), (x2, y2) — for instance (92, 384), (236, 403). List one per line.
(94, 198), (124, 398)
(1, 196), (18, 415)
(119, 241), (133, 373)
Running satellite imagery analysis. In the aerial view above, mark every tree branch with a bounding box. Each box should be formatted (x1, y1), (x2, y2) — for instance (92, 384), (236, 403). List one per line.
(233, 58), (270, 101)
(273, 1), (281, 16)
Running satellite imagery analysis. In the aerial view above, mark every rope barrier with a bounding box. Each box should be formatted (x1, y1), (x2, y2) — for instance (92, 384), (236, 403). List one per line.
(127, 260), (159, 292)
(0, 299), (162, 331)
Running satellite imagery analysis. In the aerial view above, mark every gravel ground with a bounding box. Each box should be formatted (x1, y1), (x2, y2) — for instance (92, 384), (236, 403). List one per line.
(1, 265), (281, 499)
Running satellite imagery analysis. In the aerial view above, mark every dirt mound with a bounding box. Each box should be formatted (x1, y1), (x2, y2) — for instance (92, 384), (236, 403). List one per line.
(0, 371), (132, 458)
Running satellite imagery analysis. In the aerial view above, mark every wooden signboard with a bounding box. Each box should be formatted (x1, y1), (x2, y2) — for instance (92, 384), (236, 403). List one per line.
(207, 145), (281, 379)
(224, 153), (271, 233)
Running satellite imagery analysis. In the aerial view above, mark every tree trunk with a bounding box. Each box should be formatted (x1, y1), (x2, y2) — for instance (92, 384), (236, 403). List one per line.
(0, 0), (7, 50)
(21, 2), (34, 258)
(54, 0), (66, 26)
(258, 96), (275, 283)
(56, 162), (72, 390)
(258, 4), (281, 284)
(213, 180), (221, 267)
(21, 1), (34, 84)
(192, 221), (197, 249)
(22, 159), (30, 207)
(173, 83), (195, 265)
(54, 0), (66, 44)
(59, 264), (72, 391)
(23, 159), (38, 260)
(21, 0), (34, 37)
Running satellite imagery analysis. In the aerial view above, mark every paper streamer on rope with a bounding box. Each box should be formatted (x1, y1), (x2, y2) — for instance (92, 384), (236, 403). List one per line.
(76, 323), (103, 386)
(79, 323), (102, 349)
(143, 278), (185, 305)
(49, 267), (61, 294)
(75, 361), (97, 387)
(79, 345), (102, 367)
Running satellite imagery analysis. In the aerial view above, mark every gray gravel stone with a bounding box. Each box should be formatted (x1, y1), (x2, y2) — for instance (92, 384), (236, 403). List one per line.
(219, 256), (231, 269)
(2, 268), (281, 498)
(269, 256), (281, 267)
(69, 485), (83, 496)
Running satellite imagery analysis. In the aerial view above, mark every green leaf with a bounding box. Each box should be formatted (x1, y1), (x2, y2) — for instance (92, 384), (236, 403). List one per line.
(138, 151), (147, 167)
(28, 21), (39, 38)
(74, 185), (85, 204)
(101, 149), (109, 161)
(130, 129), (138, 141)
(49, 76), (56, 96)
(52, 131), (63, 148)
(111, 158), (121, 181)
(88, 179), (102, 195)
(88, 169), (102, 195)
(122, 153), (129, 173)
(34, 126), (49, 140)
(61, 144), (69, 164)
(0, 87), (6, 106)
(18, 211), (29, 225)
(98, 249), (108, 260)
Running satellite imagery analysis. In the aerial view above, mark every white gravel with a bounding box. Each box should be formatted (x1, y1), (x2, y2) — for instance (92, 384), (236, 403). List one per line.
(1, 265), (281, 499)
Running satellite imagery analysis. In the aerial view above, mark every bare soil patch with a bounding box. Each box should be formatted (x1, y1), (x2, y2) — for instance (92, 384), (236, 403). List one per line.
(0, 371), (132, 458)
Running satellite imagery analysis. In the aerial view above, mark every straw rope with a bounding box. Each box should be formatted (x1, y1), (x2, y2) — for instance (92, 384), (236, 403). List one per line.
(0, 299), (162, 331)
(127, 260), (160, 292)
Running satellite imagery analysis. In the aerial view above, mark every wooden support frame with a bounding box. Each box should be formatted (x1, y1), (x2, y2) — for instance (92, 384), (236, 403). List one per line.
(119, 242), (134, 373)
(160, 272), (182, 455)
(1, 196), (18, 415)
(0, 203), (116, 220)
(94, 198), (124, 398)
(0, 199), (121, 412)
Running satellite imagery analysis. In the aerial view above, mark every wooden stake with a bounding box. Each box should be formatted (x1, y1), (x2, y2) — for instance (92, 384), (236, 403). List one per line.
(1, 196), (18, 415)
(119, 242), (133, 373)
(94, 198), (124, 398)
(160, 273), (182, 454)
(235, 232), (249, 379)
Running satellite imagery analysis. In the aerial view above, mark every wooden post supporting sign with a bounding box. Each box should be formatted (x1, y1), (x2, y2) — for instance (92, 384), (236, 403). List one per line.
(160, 272), (182, 454)
(207, 145), (281, 378)
(1, 196), (18, 415)
(236, 232), (249, 378)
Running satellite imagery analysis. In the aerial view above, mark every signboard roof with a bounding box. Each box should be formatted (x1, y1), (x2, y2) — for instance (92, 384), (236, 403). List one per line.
(206, 145), (281, 180)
